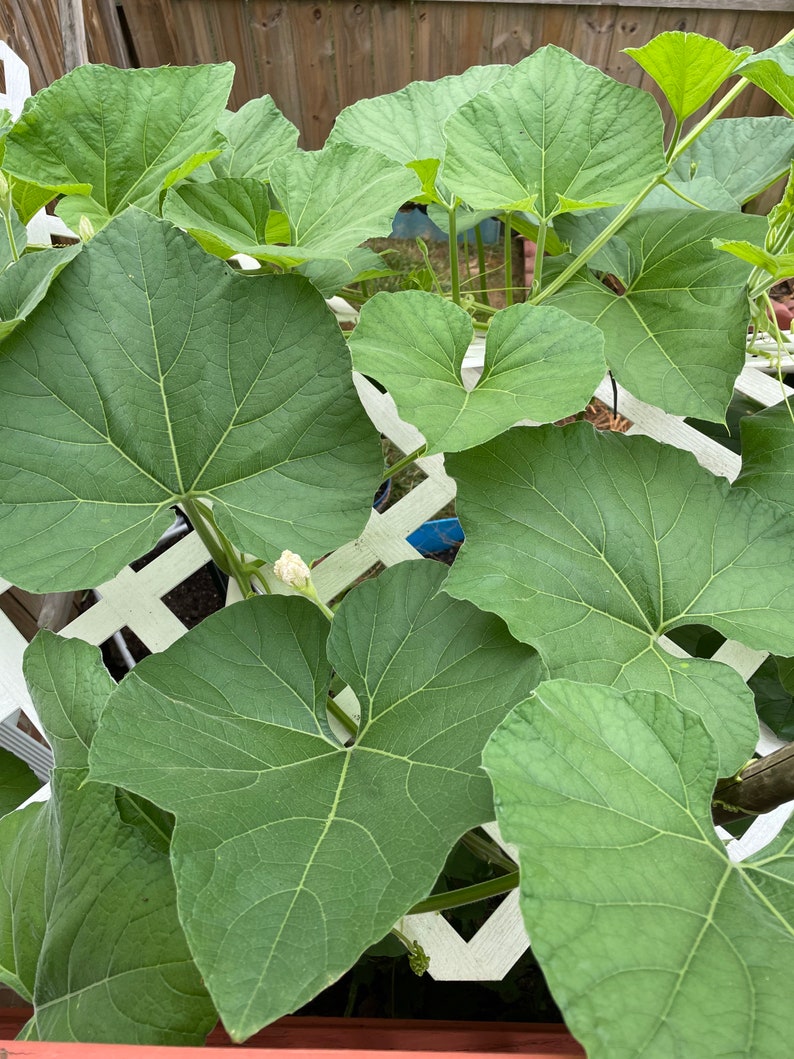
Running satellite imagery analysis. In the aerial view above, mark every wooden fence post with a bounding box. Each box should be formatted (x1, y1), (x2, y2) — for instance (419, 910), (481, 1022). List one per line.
(58, 0), (88, 71)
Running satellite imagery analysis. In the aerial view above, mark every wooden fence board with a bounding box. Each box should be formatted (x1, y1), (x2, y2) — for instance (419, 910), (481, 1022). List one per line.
(108, 1), (791, 148)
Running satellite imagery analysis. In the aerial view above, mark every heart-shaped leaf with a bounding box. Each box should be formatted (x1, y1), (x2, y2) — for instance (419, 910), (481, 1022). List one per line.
(624, 32), (750, 122)
(88, 561), (541, 1040)
(484, 679), (794, 1059)
(0, 632), (215, 1043)
(444, 424), (794, 771)
(0, 208), (382, 592)
(737, 42), (794, 116)
(348, 291), (606, 454)
(3, 64), (234, 224)
(550, 210), (765, 420)
(442, 46), (666, 219)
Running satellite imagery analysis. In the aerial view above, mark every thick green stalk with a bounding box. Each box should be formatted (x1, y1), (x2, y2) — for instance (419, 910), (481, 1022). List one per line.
(530, 220), (548, 297)
(383, 444), (427, 483)
(503, 212), (514, 306)
(182, 497), (253, 599)
(408, 871), (520, 915)
(531, 185), (659, 305)
(326, 695), (358, 737)
(447, 204), (461, 305)
(460, 830), (517, 873)
(474, 222), (490, 306)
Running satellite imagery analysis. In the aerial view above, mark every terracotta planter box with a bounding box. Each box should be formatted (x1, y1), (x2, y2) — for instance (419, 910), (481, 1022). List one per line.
(0, 1011), (584, 1057)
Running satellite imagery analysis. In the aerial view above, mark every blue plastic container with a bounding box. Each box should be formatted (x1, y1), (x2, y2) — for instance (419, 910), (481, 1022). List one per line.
(391, 208), (500, 244)
(407, 517), (464, 557)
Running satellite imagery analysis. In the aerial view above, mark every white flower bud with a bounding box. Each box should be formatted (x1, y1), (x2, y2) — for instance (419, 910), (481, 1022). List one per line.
(273, 550), (311, 589)
(78, 214), (95, 242)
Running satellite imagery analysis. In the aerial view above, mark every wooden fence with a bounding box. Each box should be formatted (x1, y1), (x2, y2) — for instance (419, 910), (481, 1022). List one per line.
(0, 1), (791, 147)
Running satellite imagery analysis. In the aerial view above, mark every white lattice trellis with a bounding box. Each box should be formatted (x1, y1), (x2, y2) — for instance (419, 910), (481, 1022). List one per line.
(2, 42), (794, 987)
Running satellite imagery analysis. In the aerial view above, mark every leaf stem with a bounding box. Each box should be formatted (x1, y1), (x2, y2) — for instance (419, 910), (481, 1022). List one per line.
(530, 221), (547, 297)
(182, 497), (254, 599)
(531, 185), (660, 305)
(503, 212), (514, 306)
(474, 222), (490, 307)
(460, 829), (517, 873)
(659, 179), (709, 210)
(447, 203), (461, 306)
(407, 871), (519, 915)
(326, 695), (358, 737)
(383, 444), (427, 482)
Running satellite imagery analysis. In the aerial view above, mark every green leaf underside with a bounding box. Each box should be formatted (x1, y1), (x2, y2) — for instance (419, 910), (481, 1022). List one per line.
(0, 209), (382, 592)
(268, 144), (421, 259)
(88, 561), (542, 1040)
(163, 178), (272, 260)
(0, 634), (214, 1043)
(442, 46), (666, 219)
(551, 210), (764, 420)
(651, 118), (794, 209)
(0, 749), (39, 819)
(3, 64), (234, 216)
(444, 424), (794, 771)
(209, 97), (300, 180)
(735, 402), (794, 511)
(484, 680), (794, 1059)
(327, 64), (510, 172)
(737, 43), (794, 116)
(624, 32), (748, 122)
(349, 291), (607, 454)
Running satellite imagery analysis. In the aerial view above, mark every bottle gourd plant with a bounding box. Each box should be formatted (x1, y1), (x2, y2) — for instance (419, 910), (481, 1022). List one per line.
(1, 29), (794, 1058)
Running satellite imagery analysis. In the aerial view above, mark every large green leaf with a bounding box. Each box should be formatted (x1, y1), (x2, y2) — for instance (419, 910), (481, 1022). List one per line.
(624, 32), (750, 122)
(0, 244), (82, 341)
(2, 64), (234, 224)
(442, 46), (666, 219)
(89, 561), (541, 1040)
(444, 424), (794, 771)
(550, 210), (764, 420)
(484, 679), (794, 1059)
(348, 291), (606, 454)
(737, 42), (794, 116)
(0, 633), (215, 1043)
(327, 65), (509, 200)
(0, 209), (382, 592)
(0, 749), (39, 818)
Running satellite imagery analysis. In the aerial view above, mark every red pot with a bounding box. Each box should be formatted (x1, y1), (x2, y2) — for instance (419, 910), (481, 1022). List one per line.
(0, 1010), (584, 1057)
